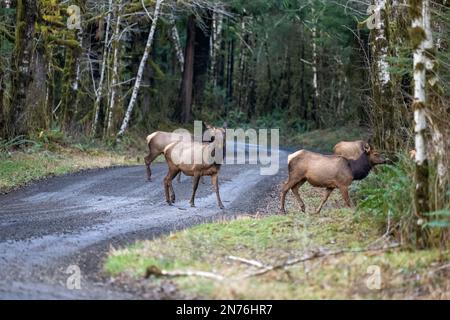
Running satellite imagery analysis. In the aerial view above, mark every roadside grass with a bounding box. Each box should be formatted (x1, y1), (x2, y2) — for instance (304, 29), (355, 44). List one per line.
(105, 184), (450, 299)
(0, 130), (155, 193)
(284, 126), (370, 152)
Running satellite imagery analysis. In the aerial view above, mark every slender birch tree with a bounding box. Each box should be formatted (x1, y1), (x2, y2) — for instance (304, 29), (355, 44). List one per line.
(168, 12), (184, 73)
(92, 0), (113, 136)
(409, 0), (432, 247)
(105, 0), (123, 136)
(117, 0), (164, 138)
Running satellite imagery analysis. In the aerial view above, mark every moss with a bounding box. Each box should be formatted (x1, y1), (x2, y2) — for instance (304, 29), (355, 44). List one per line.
(414, 61), (425, 71)
(408, 0), (423, 21)
(412, 101), (426, 111)
(47, 35), (80, 48)
(408, 26), (426, 50)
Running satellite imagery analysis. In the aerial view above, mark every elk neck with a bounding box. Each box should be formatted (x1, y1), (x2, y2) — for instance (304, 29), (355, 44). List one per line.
(347, 152), (372, 181)
(206, 133), (226, 165)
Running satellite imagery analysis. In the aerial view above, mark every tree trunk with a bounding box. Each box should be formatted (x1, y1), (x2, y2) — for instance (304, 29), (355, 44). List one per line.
(92, 0), (113, 136)
(410, 0), (431, 248)
(193, 11), (212, 106)
(105, 0), (122, 137)
(10, 0), (48, 136)
(117, 0), (163, 138)
(226, 38), (235, 104)
(371, 0), (396, 151)
(168, 12), (184, 73)
(0, 67), (4, 138)
(61, 33), (82, 130)
(211, 9), (223, 87)
(311, 11), (319, 127)
(179, 14), (196, 123)
(299, 24), (307, 121)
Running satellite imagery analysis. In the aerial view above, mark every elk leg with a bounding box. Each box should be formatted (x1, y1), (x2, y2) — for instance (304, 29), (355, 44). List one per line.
(315, 188), (334, 214)
(280, 178), (299, 214)
(177, 172), (182, 183)
(164, 170), (179, 205)
(144, 152), (160, 182)
(291, 180), (306, 212)
(211, 174), (224, 209)
(339, 186), (352, 208)
(189, 175), (201, 207)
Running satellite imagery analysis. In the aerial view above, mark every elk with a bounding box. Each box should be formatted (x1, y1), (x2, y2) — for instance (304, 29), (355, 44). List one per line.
(144, 123), (209, 181)
(333, 140), (366, 160)
(163, 126), (227, 209)
(280, 143), (386, 214)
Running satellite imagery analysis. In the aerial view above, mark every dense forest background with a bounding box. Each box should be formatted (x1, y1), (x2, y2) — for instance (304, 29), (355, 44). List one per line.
(0, 0), (449, 247)
(0, 0), (392, 139)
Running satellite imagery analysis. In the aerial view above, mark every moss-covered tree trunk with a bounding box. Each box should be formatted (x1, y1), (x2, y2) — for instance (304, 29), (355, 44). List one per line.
(0, 58), (5, 137)
(61, 34), (82, 130)
(105, 0), (123, 137)
(92, 0), (113, 136)
(10, 0), (48, 136)
(409, 0), (431, 248)
(370, 0), (395, 151)
(117, 0), (163, 137)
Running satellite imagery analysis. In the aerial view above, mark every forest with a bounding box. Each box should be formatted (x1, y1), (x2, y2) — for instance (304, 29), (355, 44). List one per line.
(0, 0), (449, 299)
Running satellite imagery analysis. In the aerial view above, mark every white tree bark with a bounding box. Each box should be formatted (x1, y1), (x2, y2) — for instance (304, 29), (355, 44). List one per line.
(168, 13), (184, 73)
(92, 0), (113, 135)
(210, 8), (223, 86)
(73, 27), (84, 117)
(412, 0), (430, 166)
(106, 0), (123, 135)
(374, 0), (390, 86)
(311, 9), (319, 108)
(117, 0), (163, 138)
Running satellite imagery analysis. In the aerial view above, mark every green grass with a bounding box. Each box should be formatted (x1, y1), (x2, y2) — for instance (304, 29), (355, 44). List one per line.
(284, 126), (369, 152)
(0, 148), (140, 193)
(0, 129), (153, 193)
(105, 184), (450, 299)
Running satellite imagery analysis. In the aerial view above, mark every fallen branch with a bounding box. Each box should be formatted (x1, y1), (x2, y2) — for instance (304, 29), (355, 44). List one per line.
(429, 263), (450, 274)
(145, 265), (225, 281)
(227, 256), (271, 269)
(143, 244), (401, 282)
(241, 243), (401, 279)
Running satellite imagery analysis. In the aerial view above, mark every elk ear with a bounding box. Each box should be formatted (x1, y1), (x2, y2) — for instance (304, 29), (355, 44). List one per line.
(364, 143), (371, 154)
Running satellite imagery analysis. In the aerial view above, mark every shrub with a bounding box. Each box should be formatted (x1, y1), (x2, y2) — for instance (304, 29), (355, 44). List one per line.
(354, 153), (415, 242)
(354, 152), (450, 247)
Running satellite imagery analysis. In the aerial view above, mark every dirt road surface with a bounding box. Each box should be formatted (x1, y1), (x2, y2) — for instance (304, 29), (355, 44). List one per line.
(0, 144), (288, 299)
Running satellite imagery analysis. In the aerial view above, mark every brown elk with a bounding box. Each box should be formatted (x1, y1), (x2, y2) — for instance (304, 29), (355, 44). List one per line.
(333, 140), (366, 160)
(144, 123), (210, 181)
(163, 126), (227, 209)
(280, 143), (386, 214)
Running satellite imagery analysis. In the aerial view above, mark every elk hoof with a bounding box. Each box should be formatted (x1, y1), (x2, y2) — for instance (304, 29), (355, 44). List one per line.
(280, 208), (286, 215)
(219, 204), (225, 210)
(147, 177), (152, 182)
(190, 203), (195, 208)
(301, 206), (306, 213)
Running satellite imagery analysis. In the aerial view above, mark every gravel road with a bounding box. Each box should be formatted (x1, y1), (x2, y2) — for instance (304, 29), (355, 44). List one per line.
(0, 144), (288, 299)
